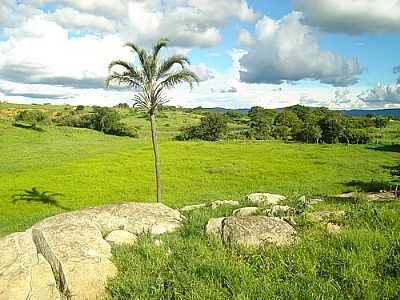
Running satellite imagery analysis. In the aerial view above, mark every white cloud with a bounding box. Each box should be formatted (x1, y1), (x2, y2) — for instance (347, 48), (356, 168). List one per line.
(239, 12), (362, 87)
(294, 0), (400, 34)
(192, 63), (216, 82)
(50, 8), (115, 32)
(358, 83), (400, 107)
(237, 28), (255, 46)
(28, 0), (257, 48)
(0, 17), (131, 89)
(0, 0), (41, 28)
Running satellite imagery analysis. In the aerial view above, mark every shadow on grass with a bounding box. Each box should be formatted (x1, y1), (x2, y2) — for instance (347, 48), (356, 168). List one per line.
(383, 164), (400, 177)
(13, 123), (44, 132)
(343, 180), (398, 193)
(11, 187), (70, 210)
(368, 144), (400, 153)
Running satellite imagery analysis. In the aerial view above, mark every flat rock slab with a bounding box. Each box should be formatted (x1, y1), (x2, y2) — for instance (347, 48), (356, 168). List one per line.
(105, 230), (137, 246)
(1, 202), (183, 300)
(0, 231), (60, 300)
(233, 207), (259, 217)
(246, 193), (286, 205)
(181, 200), (239, 212)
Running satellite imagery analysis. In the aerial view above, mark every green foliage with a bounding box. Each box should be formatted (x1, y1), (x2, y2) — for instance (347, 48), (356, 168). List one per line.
(375, 117), (390, 128)
(114, 103), (130, 109)
(0, 105), (399, 236)
(14, 110), (50, 129)
(177, 113), (228, 141)
(57, 107), (138, 138)
(108, 202), (400, 299)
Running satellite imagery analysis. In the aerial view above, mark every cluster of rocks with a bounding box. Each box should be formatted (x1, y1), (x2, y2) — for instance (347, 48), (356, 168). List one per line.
(180, 200), (239, 212)
(0, 202), (184, 300)
(205, 193), (344, 248)
(0, 192), (348, 299)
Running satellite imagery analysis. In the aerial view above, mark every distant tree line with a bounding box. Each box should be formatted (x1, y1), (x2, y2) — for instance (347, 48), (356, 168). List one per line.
(13, 104), (138, 138)
(57, 106), (138, 137)
(177, 105), (390, 144)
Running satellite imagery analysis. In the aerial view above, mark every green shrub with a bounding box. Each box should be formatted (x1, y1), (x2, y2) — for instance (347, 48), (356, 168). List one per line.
(57, 107), (137, 138)
(14, 110), (50, 129)
(177, 113), (228, 141)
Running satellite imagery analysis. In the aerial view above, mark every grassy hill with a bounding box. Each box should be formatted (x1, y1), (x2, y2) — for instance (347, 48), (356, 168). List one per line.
(1, 102), (399, 236)
(1, 102), (399, 299)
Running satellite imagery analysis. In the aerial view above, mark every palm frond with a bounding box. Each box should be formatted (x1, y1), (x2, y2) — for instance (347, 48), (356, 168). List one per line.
(157, 54), (190, 79)
(108, 60), (135, 73)
(161, 68), (200, 89)
(106, 72), (141, 89)
(125, 42), (147, 66)
(153, 38), (169, 59)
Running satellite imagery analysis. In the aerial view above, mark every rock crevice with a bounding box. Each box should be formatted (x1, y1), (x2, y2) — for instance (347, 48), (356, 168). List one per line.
(0, 202), (184, 300)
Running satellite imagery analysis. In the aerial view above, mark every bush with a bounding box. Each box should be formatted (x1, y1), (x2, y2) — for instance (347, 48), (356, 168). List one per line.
(177, 113), (228, 141)
(14, 110), (50, 129)
(106, 123), (138, 138)
(57, 113), (93, 128)
(57, 107), (137, 138)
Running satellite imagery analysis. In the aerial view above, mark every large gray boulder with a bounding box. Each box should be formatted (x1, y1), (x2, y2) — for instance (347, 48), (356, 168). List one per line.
(222, 216), (296, 248)
(1, 202), (183, 300)
(0, 231), (60, 300)
(205, 217), (225, 238)
(246, 193), (286, 205)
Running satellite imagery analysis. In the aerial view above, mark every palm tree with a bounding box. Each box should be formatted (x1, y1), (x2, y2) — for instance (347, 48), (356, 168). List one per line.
(106, 38), (199, 203)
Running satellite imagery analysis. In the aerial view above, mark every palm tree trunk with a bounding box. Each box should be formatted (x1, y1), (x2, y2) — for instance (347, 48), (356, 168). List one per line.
(149, 113), (161, 203)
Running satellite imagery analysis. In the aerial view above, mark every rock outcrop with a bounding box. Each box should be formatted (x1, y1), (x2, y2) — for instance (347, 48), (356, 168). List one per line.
(264, 205), (294, 217)
(246, 193), (286, 205)
(180, 200), (239, 212)
(206, 215), (296, 248)
(222, 216), (296, 248)
(232, 207), (258, 217)
(206, 217), (225, 238)
(0, 202), (183, 300)
(105, 230), (137, 246)
(0, 230), (60, 300)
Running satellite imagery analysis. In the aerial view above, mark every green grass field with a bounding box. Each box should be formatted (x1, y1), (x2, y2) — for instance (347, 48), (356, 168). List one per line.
(1, 103), (399, 299)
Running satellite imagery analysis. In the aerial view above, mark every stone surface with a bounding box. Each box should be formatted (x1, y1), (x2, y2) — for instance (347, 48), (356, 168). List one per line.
(246, 193), (286, 205)
(0, 231), (60, 300)
(265, 205), (294, 217)
(210, 200), (239, 209)
(327, 223), (341, 234)
(308, 198), (324, 205)
(307, 211), (345, 222)
(105, 230), (137, 246)
(180, 203), (207, 212)
(206, 217), (225, 238)
(298, 195), (306, 203)
(233, 207), (258, 217)
(222, 216), (296, 248)
(1, 202), (183, 300)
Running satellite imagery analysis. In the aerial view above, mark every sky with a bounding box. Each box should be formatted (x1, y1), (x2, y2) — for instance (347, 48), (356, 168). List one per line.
(0, 0), (400, 109)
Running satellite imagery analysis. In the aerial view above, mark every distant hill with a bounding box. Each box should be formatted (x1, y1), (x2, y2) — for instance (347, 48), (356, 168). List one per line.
(200, 107), (400, 118)
(340, 109), (400, 118)
(198, 107), (250, 114)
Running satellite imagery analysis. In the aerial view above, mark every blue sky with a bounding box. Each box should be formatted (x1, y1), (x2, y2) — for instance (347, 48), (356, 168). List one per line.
(0, 0), (400, 109)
